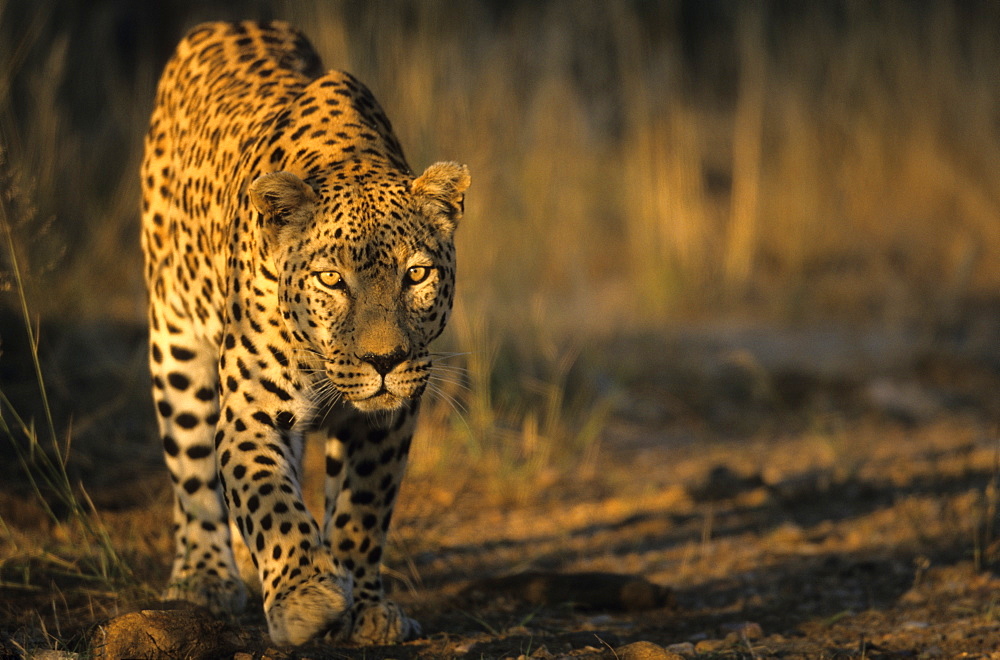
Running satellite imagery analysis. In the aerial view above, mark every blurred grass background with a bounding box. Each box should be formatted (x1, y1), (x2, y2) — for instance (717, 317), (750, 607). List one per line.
(1, 0), (1000, 488)
(4, 0), (1000, 323)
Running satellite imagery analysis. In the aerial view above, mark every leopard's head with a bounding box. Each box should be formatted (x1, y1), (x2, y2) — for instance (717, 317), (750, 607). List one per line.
(250, 161), (469, 413)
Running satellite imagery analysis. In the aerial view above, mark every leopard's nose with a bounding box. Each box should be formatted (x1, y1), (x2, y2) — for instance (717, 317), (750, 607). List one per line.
(357, 347), (408, 376)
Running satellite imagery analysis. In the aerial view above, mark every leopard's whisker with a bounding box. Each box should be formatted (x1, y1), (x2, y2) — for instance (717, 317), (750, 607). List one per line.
(425, 381), (469, 418)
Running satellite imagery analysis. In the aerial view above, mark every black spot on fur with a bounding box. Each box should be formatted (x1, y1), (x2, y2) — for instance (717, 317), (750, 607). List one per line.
(163, 435), (180, 457)
(252, 411), (274, 427)
(186, 445), (212, 459)
(167, 372), (190, 390)
(170, 345), (196, 361)
(276, 410), (295, 430)
(350, 490), (375, 505)
(260, 377), (292, 401)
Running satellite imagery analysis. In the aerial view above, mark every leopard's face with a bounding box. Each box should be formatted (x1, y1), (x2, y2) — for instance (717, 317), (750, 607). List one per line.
(251, 165), (467, 414)
(280, 226), (455, 413)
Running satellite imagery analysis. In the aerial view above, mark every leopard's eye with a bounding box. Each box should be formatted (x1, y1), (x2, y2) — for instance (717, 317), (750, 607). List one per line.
(404, 265), (432, 286)
(315, 270), (345, 291)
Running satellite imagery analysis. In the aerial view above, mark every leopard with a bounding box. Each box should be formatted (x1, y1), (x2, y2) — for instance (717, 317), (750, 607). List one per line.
(140, 20), (469, 646)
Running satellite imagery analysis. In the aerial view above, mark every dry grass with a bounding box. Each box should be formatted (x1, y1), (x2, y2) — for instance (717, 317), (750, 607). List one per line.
(6, 2), (996, 327)
(272, 1), (1000, 326)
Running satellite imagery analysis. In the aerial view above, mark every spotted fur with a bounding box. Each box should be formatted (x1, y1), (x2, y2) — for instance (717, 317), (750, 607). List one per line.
(140, 20), (469, 646)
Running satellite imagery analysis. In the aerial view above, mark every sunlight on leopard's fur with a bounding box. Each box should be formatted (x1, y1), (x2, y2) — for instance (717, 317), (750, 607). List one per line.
(141, 20), (469, 646)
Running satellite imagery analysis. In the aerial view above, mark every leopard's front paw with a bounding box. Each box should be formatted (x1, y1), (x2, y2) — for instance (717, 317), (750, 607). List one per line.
(345, 599), (421, 645)
(266, 568), (353, 645)
(163, 569), (248, 615)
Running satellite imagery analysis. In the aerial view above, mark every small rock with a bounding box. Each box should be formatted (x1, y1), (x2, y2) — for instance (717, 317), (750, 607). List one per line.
(694, 638), (726, 653)
(261, 648), (292, 660)
(585, 614), (614, 626)
(864, 379), (939, 424)
(902, 620), (928, 630)
(710, 349), (773, 406)
(693, 465), (765, 501)
(91, 608), (243, 660)
(720, 621), (764, 640)
(453, 640), (479, 654)
(766, 471), (834, 502)
(615, 641), (684, 660)
(665, 642), (695, 656)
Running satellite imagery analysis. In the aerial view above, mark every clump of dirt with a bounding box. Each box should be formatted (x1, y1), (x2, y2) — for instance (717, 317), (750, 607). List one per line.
(91, 606), (249, 660)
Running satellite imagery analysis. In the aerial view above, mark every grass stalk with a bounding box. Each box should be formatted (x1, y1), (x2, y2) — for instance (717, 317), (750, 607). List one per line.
(0, 148), (132, 587)
(724, 4), (767, 289)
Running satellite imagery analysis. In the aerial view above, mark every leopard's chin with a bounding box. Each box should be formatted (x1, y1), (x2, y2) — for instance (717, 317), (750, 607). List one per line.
(348, 389), (408, 413)
(334, 375), (427, 413)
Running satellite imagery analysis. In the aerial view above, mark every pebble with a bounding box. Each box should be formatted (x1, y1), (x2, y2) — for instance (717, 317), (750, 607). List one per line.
(91, 608), (242, 660)
(902, 620), (929, 630)
(665, 641), (696, 655)
(615, 641), (685, 660)
(721, 621), (764, 640)
(585, 614), (614, 626)
(694, 638), (727, 653)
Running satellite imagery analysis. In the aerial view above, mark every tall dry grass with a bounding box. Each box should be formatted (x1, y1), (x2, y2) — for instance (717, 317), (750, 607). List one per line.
(2, 0), (1000, 482)
(279, 1), (1000, 328)
(4, 2), (999, 325)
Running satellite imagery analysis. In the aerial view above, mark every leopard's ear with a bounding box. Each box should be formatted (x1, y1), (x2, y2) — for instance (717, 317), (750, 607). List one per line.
(249, 172), (318, 233)
(411, 162), (470, 234)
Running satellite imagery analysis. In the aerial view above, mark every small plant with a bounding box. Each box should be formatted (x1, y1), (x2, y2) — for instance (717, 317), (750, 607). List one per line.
(0, 147), (134, 612)
(413, 302), (613, 502)
(972, 436), (1000, 571)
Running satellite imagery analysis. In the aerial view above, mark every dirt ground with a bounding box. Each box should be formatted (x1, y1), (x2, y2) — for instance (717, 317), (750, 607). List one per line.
(3, 321), (1000, 659)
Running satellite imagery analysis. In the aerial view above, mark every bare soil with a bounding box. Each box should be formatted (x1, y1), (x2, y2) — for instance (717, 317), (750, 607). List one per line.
(3, 321), (1000, 659)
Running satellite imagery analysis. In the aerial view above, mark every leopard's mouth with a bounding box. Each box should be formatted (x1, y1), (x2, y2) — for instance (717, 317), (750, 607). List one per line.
(323, 360), (427, 412)
(349, 387), (407, 412)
